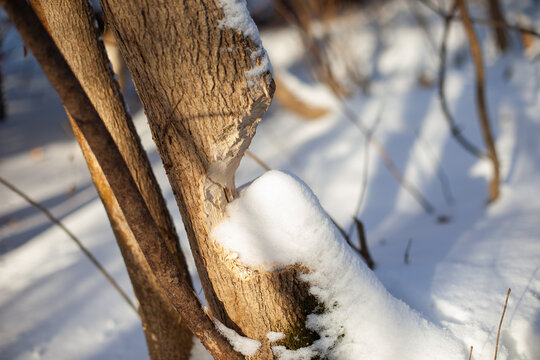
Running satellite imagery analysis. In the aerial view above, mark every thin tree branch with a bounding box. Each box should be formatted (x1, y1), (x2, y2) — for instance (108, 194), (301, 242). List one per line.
(486, 0), (510, 52)
(412, 128), (455, 206)
(245, 148), (378, 272)
(342, 103), (436, 214)
(494, 288), (511, 360)
(245, 150), (271, 171)
(267, 0), (436, 214)
(438, 1), (486, 159)
(469, 345), (473, 360)
(467, 17), (540, 38)
(353, 217), (375, 269)
(458, 0), (500, 202)
(0, 1), (242, 358)
(418, 0), (540, 38)
(347, 105), (384, 239)
(352, 105), (384, 221)
(244, 150), (371, 264)
(0, 176), (138, 315)
(417, 0), (445, 15)
(324, 210), (376, 270)
(405, 0), (438, 55)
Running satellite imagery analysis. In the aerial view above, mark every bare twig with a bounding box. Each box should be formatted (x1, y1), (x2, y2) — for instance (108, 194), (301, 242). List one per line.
(418, 0), (540, 38)
(412, 128), (455, 206)
(0, 2), (242, 357)
(494, 288), (511, 360)
(272, 0), (350, 96)
(487, 0), (510, 52)
(469, 345), (473, 360)
(350, 105), (384, 225)
(405, 0), (438, 54)
(245, 150), (271, 171)
(417, 0), (445, 15)
(438, 1), (486, 159)
(329, 215), (353, 245)
(468, 17), (540, 38)
(328, 213), (377, 269)
(244, 149), (376, 268)
(268, 0), (436, 214)
(353, 217), (375, 269)
(404, 238), (413, 264)
(342, 103), (436, 214)
(458, 0), (500, 202)
(0, 176), (138, 314)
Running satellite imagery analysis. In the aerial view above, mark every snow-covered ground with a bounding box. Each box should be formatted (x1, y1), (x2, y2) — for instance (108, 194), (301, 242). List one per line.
(1, 1), (539, 359)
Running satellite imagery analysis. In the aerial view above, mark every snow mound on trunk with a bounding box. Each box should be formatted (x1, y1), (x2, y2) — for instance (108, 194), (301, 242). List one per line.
(212, 170), (465, 359)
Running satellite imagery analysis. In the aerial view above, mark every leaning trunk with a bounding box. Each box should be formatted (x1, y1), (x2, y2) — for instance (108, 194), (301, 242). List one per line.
(29, 0), (193, 358)
(100, 0), (320, 357)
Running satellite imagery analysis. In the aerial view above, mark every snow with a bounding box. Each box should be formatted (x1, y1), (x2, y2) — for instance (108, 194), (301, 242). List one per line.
(217, 0), (261, 45)
(217, 0), (272, 81)
(213, 171), (465, 359)
(188, 338), (213, 360)
(1, 1), (540, 359)
(214, 320), (261, 356)
(266, 331), (285, 343)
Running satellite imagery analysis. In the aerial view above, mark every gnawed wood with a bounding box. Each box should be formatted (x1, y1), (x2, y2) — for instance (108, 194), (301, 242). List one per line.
(100, 0), (321, 357)
(1, 1), (242, 357)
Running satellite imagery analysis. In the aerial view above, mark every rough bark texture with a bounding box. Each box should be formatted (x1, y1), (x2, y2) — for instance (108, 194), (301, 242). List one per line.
(100, 0), (319, 357)
(1, 1), (243, 358)
(29, 1), (193, 358)
(458, 0), (500, 202)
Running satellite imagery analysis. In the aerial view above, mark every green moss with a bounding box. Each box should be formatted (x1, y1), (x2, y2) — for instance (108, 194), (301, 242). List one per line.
(274, 296), (344, 359)
(276, 294), (322, 354)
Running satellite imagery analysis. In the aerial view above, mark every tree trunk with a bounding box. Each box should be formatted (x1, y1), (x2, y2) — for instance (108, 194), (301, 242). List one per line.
(29, 1), (193, 358)
(1, 1), (243, 357)
(100, 0), (320, 357)
(487, 0), (509, 52)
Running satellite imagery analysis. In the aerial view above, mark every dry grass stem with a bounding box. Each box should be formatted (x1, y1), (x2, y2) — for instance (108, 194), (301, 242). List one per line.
(494, 288), (511, 360)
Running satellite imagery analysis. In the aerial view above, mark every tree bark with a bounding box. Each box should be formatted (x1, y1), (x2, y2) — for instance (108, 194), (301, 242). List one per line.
(0, 1), (243, 358)
(100, 0), (320, 357)
(29, 1), (193, 358)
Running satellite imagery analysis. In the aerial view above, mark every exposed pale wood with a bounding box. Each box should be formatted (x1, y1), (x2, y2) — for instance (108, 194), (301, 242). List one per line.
(1, 1), (243, 357)
(28, 1), (195, 357)
(100, 0), (320, 357)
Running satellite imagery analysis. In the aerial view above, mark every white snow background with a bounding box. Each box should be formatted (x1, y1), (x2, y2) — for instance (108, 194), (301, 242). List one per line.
(1, 0), (540, 359)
